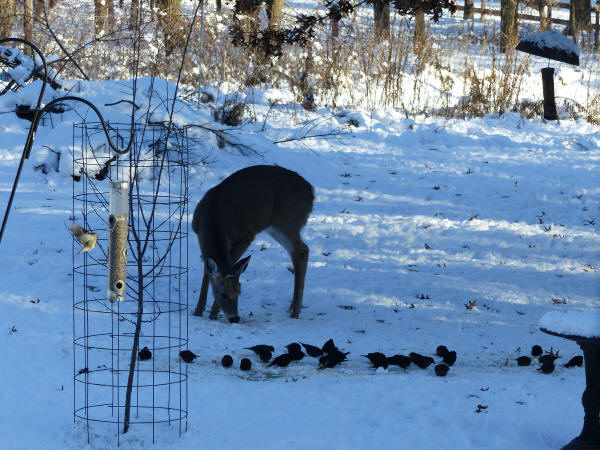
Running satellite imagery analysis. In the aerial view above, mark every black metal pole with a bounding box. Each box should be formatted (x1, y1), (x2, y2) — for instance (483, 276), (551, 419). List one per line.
(0, 38), (48, 245)
(562, 341), (600, 449)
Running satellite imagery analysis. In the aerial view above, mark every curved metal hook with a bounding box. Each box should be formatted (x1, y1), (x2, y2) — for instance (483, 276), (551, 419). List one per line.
(0, 38), (135, 244)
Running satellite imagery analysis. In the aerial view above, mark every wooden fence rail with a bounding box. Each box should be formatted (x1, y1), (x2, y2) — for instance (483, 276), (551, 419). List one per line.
(453, 1), (600, 47)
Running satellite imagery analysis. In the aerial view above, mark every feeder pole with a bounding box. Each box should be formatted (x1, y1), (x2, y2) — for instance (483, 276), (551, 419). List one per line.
(541, 67), (558, 120)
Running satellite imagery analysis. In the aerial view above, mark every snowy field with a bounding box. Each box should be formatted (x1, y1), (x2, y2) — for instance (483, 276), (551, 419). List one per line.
(1, 66), (599, 449)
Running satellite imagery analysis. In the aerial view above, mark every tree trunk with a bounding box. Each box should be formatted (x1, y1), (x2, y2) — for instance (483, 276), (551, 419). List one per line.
(500, 0), (518, 52)
(481, 0), (486, 19)
(129, 0), (139, 31)
(23, 0), (33, 54)
(0, 0), (17, 39)
(265, 0), (283, 29)
(232, 0), (260, 45)
(106, 0), (115, 34)
(94, 0), (108, 35)
(567, 0), (591, 40)
(414, 6), (426, 46)
(33, 0), (43, 23)
(537, 0), (550, 30)
(158, 0), (185, 56)
(464, 0), (474, 19)
(373, 0), (390, 38)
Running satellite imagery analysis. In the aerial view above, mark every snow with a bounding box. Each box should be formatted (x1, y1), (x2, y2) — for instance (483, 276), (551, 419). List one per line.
(520, 30), (581, 57)
(540, 309), (600, 339)
(1, 26), (600, 450)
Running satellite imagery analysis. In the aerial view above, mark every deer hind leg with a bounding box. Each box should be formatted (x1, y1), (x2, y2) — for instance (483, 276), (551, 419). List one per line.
(267, 226), (309, 318)
(289, 237), (309, 319)
(193, 267), (210, 316)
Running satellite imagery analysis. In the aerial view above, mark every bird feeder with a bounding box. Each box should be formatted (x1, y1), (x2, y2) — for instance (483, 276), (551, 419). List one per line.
(108, 180), (129, 302)
(516, 30), (580, 120)
(540, 310), (600, 449)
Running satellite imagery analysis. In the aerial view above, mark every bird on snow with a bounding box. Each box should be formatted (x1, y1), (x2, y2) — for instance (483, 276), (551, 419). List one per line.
(138, 346), (152, 361)
(286, 343), (302, 354)
(538, 353), (559, 365)
(387, 354), (411, 369)
(443, 350), (457, 366)
(179, 350), (198, 363)
(436, 345), (449, 357)
(538, 361), (555, 374)
(515, 356), (531, 366)
(363, 352), (389, 369)
(319, 350), (350, 369)
(434, 363), (449, 377)
(301, 343), (324, 357)
(268, 353), (292, 368)
(565, 356), (583, 368)
(322, 339), (339, 354)
(410, 352), (435, 369)
(531, 345), (543, 357)
(240, 358), (252, 371)
(245, 345), (275, 354)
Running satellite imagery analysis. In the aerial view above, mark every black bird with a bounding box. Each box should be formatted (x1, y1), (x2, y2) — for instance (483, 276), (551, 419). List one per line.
(319, 350), (350, 369)
(443, 351), (457, 366)
(221, 355), (234, 367)
(515, 356), (531, 366)
(246, 345), (275, 355)
(257, 350), (272, 363)
(410, 352), (435, 369)
(538, 361), (555, 374)
(138, 346), (152, 361)
(538, 354), (559, 365)
(434, 363), (449, 377)
(565, 356), (583, 368)
(240, 358), (252, 371)
(268, 353), (292, 368)
(289, 350), (306, 361)
(301, 343), (324, 357)
(436, 345), (449, 357)
(322, 339), (339, 354)
(387, 354), (411, 369)
(179, 350), (198, 363)
(363, 352), (389, 369)
(531, 345), (543, 357)
(286, 343), (302, 354)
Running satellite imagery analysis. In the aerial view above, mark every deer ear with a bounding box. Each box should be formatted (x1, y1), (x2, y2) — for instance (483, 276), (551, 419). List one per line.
(206, 258), (219, 278)
(234, 255), (251, 276)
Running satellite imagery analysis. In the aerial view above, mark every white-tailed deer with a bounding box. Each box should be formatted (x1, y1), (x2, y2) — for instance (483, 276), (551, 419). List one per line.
(192, 165), (314, 323)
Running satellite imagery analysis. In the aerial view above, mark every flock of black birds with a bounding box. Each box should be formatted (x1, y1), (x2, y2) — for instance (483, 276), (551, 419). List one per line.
(240, 339), (351, 369)
(135, 342), (583, 378)
(513, 345), (583, 374)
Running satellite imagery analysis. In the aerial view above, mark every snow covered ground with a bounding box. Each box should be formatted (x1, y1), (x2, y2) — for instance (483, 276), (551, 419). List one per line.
(0, 74), (599, 449)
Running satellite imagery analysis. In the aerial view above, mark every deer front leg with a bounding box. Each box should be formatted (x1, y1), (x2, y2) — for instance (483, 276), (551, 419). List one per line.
(193, 267), (210, 316)
(209, 299), (221, 320)
(289, 239), (309, 319)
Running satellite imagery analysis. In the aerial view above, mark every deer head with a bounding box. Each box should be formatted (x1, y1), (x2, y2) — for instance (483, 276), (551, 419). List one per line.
(205, 255), (251, 323)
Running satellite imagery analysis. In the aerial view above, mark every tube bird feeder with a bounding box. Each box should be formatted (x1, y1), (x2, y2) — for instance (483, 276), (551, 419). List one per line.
(108, 180), (129, 302)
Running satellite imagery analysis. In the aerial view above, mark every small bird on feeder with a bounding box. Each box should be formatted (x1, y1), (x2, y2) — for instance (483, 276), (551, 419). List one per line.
(70, 223), (97, 252)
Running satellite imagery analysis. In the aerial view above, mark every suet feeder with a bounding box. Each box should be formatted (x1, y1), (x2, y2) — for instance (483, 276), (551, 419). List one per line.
(516, 31), (580, 120)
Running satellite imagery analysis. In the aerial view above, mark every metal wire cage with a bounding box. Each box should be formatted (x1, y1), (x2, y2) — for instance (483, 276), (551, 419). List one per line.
(71, 121), (189, 444)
